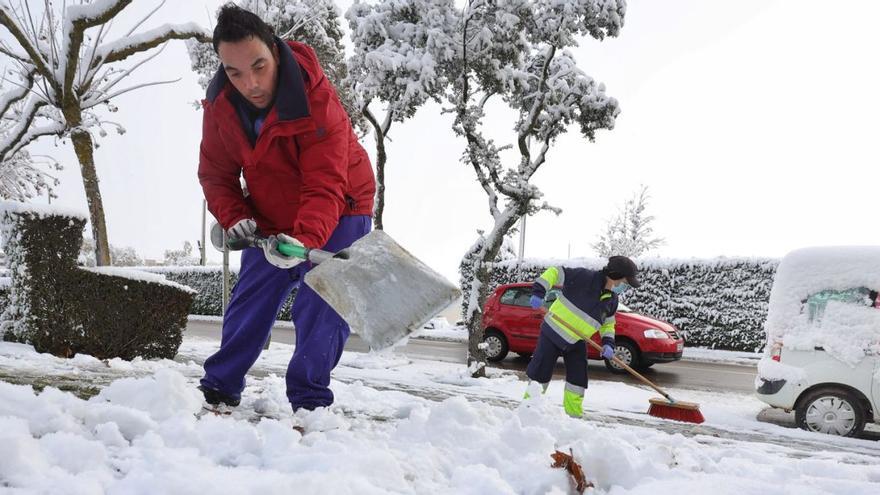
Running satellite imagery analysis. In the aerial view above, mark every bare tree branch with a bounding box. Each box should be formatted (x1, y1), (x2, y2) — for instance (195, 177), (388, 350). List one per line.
(517, 45), (555, 174)
(92, 42), (168, 97)
(62, 0), (132, 102)
(0, 97), (48, 158)
(0, 69), (36, 115)
(0, 7), (59, 93)
(91, 24), (211, 69)
(83, 78), (182, 109)
(124, 0), (166, 38)
(0, 40), (30, 64)
(380, 108), (393, 136)
(8, 120), (66, 157)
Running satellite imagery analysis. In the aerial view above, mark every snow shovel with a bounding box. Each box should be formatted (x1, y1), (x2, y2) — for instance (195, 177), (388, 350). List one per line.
(551, 314), (705, 424)
(218, 228), (461, 350)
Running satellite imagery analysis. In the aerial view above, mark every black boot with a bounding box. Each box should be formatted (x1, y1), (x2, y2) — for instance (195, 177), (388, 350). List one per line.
(198, 385), (241, 407)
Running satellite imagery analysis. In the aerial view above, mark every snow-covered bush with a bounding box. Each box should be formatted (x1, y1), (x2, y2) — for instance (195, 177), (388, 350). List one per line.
(137, 267), (297, 321)
(0, 202), (195, 360)
(465, 256), (779, 352)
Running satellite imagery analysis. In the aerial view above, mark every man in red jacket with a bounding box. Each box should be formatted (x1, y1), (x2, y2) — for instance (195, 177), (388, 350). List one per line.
(197, 5), (375, 412)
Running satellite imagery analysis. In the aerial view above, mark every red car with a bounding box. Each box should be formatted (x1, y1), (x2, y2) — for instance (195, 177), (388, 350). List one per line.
(481, 283), (685, 372)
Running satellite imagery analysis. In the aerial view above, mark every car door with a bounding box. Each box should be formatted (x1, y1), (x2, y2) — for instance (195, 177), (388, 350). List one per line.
(499, 287), (542, 341)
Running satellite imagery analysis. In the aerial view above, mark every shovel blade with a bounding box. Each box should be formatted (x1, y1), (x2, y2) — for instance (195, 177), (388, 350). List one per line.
(304, 230), (460, 350)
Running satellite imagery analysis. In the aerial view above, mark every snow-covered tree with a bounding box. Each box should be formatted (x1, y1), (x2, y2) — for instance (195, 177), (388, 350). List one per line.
(345, 0), (458, 230)
(452, 0), (625, 376)
(0, 144), (60, 202)
(163, 240), (199, 266)
(0, 0), (209, 266)
(593, 185), (664, 258)
(187, 0), (359, 126)
(0, 77), (62, 201)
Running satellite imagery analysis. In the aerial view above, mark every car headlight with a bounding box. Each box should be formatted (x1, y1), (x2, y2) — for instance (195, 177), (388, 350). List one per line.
(643, 329), (669, 339)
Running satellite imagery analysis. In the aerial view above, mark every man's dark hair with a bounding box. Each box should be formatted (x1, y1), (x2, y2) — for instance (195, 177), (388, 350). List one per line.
(213, 4), (275, 53)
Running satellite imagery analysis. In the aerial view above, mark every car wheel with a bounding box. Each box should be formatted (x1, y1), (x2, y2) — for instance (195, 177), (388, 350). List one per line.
(795, 388), (866, 437)
(604, 340), (640, 374)
(482, 329), (509, 362)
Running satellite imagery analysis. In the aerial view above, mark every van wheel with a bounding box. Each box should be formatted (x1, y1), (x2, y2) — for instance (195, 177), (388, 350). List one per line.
(795, 388), (866, 437)
(482, 330), (509, 362)
(604, 341), (640, 374)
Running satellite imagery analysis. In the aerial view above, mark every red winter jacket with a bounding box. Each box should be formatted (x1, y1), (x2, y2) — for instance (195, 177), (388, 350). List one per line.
(198, 39), (375, 249)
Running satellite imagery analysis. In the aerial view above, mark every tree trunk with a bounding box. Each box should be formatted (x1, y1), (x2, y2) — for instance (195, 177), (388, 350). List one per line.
(465, 208), (523, 377)
(70, 129), (110, 266)
(373, 129), (387, 231)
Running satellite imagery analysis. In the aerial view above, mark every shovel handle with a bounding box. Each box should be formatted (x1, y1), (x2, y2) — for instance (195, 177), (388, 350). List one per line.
(226, 237), (339, 264)
(276, 241), (308, 259)
(276, 241), (339, 264)
(551, 314), (676, 402)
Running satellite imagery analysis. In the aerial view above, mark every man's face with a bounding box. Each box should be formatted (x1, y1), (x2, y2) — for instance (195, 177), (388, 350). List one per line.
(218, 36), (279, 109)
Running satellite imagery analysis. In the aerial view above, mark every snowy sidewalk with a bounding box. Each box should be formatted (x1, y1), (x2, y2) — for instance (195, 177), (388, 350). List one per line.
(189, 315), (764, 367)
(1, 337), (878, 494)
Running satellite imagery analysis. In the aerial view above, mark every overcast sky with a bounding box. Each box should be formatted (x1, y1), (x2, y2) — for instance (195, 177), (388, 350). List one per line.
(12, 0), (880, 283)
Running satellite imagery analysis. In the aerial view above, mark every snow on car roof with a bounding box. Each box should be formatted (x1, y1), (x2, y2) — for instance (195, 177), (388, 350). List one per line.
(765, 246), (880, 365)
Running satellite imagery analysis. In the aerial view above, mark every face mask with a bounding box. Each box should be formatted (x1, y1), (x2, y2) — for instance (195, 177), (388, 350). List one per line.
(611, 282), (630, 295)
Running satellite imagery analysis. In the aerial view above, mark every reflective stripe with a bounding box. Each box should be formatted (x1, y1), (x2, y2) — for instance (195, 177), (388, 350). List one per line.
(557, 295), (603, 330)
(547, 297), (600, 341)
(544, 315), (581, 343)
(565, 382), (585, 396)
(555, 266), (565, 286)
(537, 266), (561, 291)
(600, 315), (615, 338)
(563, 388), (584, 417)
(600, 292), (612, 301)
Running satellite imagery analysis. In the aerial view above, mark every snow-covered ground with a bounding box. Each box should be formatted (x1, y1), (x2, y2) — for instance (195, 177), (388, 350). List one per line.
(1, 337), (878, 494)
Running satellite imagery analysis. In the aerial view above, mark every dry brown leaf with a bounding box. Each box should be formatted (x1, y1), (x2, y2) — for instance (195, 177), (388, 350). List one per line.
(551, 449), (593, 493)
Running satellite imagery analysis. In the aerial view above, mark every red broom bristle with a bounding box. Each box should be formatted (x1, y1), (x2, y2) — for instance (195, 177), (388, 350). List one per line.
(647, 403), (705, 424)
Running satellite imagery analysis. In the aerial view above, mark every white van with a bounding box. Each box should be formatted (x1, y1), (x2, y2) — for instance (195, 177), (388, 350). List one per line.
(755, 247), (880, 437)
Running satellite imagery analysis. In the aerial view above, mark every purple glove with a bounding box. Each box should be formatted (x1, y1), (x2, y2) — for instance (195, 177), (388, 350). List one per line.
(601, 344), (615, 360)
(529, 295), (543, 309)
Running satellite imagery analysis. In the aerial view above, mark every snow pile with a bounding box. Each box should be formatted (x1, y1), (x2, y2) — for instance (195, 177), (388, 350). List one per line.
(765, 246), (880, 366)
(2, 337), (880, 492)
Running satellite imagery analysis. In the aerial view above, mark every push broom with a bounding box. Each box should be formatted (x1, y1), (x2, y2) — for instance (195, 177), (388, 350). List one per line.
(552, 314), (705, 424)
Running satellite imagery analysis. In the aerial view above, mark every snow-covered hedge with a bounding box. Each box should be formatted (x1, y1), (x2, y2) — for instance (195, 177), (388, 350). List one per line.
(465, 257), (779, 352)
(136, 267), (297, 321)
(0, 203), (196, 360)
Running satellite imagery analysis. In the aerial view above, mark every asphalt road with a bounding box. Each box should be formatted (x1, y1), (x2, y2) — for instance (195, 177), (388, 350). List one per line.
(185, 318), (757, 393)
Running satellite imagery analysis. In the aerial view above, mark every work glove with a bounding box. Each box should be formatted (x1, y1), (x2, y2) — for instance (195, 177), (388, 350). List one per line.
(227, 218), (257, 240)
(601, 344), (615, 360)
(262, 233), (305, 269)
(529, 295), (543, 309)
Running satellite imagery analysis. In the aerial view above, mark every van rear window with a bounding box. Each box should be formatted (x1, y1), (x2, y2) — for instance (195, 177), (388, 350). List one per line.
(805, 288), (877, 322)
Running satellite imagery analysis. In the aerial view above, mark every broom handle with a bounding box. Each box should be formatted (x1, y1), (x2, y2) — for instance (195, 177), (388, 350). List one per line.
(551, 314), (675, 402)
